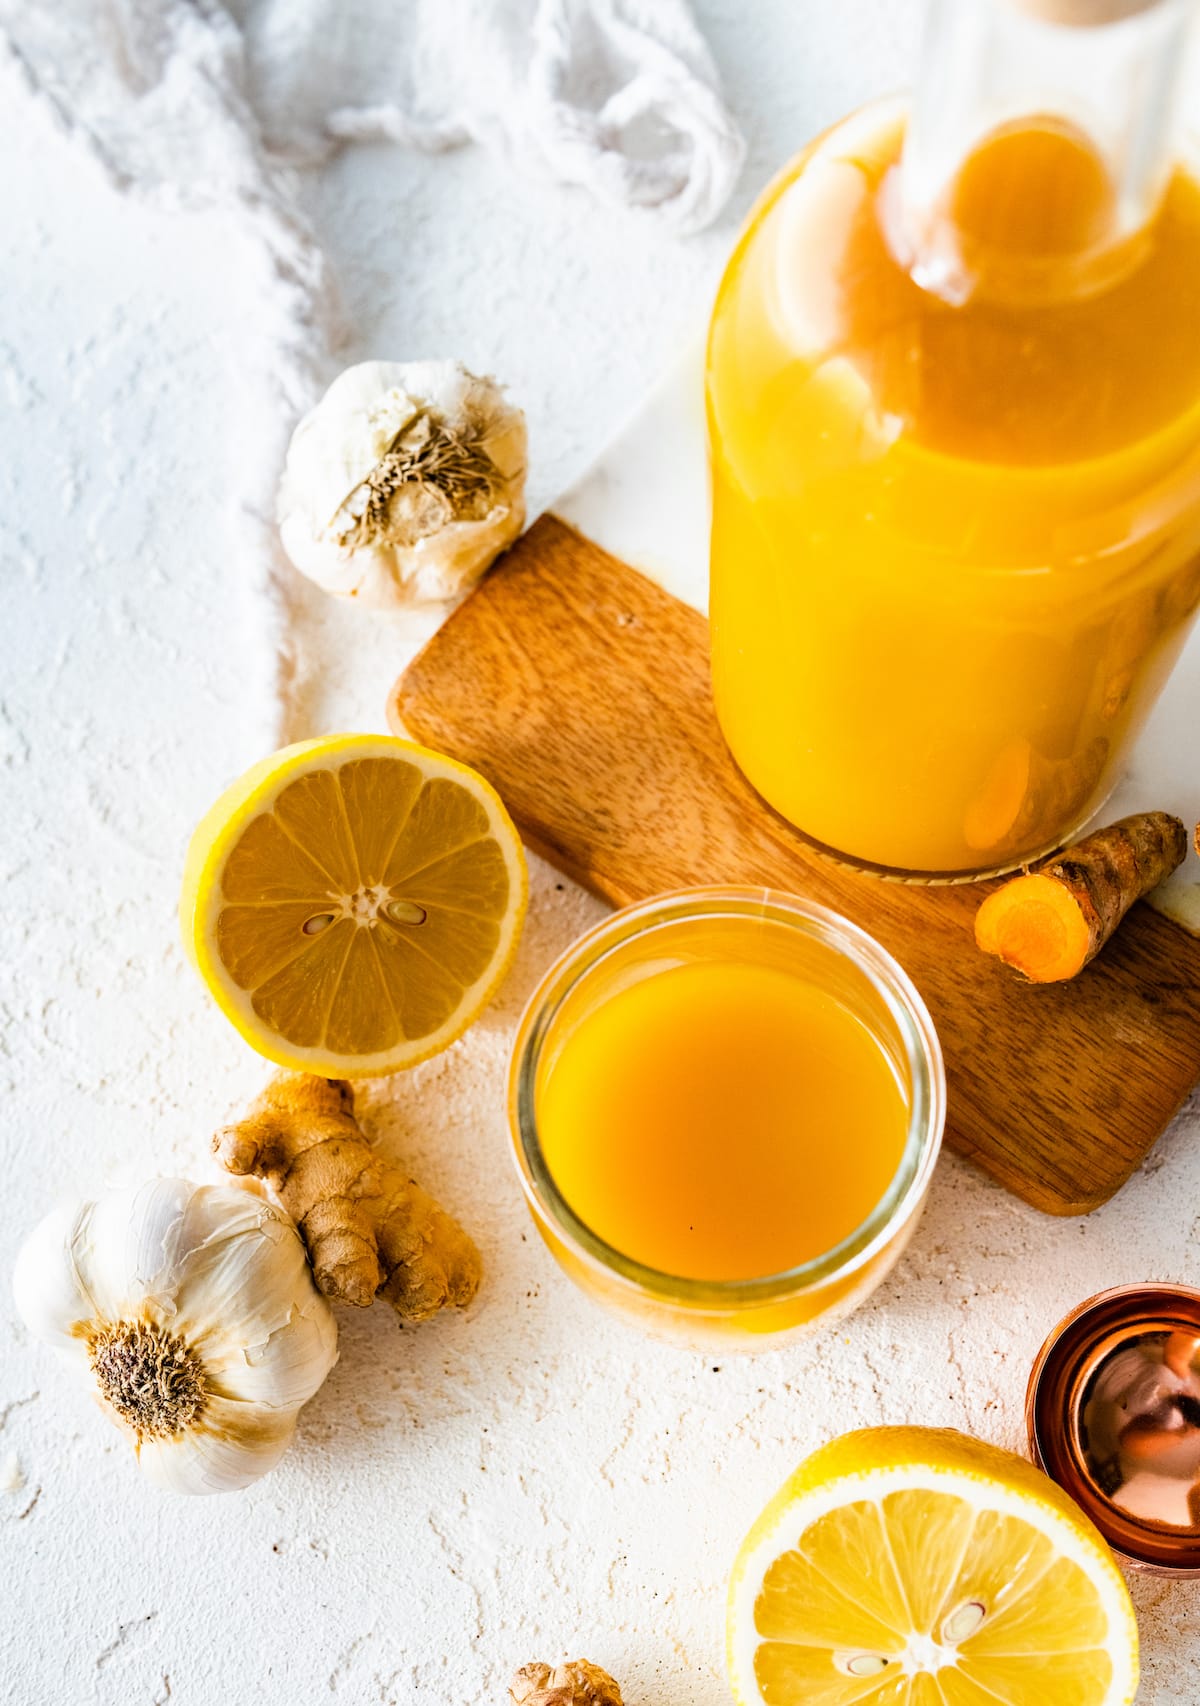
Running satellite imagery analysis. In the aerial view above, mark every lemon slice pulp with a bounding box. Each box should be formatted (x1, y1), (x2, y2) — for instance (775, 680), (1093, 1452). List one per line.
(181, 734), (528, 1075)
(728, 1428), (1138, 1706)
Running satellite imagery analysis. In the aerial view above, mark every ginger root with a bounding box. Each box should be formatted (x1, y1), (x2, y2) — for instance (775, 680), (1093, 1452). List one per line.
(509, 1661), (624, 1706)
(975, 810), (1186, 982)
(214, 1073), (480, 1320)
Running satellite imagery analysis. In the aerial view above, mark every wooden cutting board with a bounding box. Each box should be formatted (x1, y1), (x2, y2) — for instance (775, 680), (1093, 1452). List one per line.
(390, 514), (1200, 1216)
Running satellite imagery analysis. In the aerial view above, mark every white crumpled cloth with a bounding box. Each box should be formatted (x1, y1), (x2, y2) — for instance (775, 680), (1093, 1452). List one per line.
(0, 0), (742, 742)
(0, 0), (743, 234)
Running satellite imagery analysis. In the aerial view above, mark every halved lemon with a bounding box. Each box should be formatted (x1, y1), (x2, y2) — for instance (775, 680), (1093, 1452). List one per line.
(728, 1427), (1138, 1706)
(181, 734), (528, 1075)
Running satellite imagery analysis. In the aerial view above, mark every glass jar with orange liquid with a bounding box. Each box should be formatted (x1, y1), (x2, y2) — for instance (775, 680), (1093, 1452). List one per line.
(507, 889), (944, 1348)
(707, 0), (1200, 878)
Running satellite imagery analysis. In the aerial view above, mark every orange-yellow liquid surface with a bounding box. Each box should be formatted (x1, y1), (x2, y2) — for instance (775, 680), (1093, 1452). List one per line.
(536, 958), (908, 1283)
(707, 106), (1200, 874)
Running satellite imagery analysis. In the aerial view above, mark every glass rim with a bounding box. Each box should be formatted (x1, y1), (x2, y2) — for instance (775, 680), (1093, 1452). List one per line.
(507, 885), (946, 1311)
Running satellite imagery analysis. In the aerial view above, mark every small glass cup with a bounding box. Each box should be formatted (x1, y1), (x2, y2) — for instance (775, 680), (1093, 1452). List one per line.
(507, 886), (945, 1349)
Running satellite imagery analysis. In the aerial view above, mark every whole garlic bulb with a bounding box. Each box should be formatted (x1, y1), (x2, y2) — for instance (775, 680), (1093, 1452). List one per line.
(13, 1178), (338, 1495)
(277, 359), (527, 608)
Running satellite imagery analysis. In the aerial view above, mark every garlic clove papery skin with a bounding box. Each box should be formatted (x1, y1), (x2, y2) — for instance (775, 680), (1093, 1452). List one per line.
(16, 1179), (206, 1342)
(14, 1180), (337, 1495)
(277, 359), (527, 608)
(136, 1396), (299, 1496)
(12, 1199), (96, 1360)
(70, 1177), (198, 1327)
(169, 1192), (338, 1412)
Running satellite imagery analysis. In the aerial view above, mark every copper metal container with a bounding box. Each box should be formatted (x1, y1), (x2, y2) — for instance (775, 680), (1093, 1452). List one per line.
(1027, 1283), (1200, 1575)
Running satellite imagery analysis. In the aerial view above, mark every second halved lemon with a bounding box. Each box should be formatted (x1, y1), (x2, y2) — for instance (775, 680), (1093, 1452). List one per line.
(181, 734), (527, 1075)
(728, 1427), (1138, 1706)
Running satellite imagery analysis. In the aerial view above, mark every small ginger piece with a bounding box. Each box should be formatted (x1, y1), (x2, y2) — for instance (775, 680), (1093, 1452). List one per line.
(214, 1073), (480, 1320)
(975, 810), (1186, 982)
(509, 1661), (624, 1706)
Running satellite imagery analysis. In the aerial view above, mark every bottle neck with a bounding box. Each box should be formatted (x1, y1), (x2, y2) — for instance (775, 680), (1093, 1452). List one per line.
(892, 0), (1195, 303)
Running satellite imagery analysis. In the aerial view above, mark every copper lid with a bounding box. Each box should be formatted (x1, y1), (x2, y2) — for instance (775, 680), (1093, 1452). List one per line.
(1027, 1284), (1200, 1574)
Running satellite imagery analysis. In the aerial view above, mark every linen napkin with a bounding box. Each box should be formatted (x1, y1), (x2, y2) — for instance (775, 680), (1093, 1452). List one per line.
(0, 0), (744, 233)
(0, 0), (742, 744)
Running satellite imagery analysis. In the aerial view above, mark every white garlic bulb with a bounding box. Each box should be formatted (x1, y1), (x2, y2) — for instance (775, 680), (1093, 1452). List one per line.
(277, 359), (527, 607)
(14, 1178), (338, 1495)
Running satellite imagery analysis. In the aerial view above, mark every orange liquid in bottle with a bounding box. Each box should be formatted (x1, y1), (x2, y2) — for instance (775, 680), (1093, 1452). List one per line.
(707, 105), (1200, 875)
(537, 955), (907, 1283)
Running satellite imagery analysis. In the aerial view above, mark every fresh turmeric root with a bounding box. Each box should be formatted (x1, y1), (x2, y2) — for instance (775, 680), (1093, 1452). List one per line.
(214, 1073), (481, 1320)
(975, 810), (1186, 982)
(509, 1662), (623, 1706)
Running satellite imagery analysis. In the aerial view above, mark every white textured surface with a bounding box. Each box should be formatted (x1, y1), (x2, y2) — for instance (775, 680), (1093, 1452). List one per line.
(4, 6), (1200, 1705)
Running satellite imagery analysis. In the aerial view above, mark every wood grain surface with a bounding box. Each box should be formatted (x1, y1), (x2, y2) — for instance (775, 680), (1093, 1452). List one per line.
(390, 514), (1200, 1215)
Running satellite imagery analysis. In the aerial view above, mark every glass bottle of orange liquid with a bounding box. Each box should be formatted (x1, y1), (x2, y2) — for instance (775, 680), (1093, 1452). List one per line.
(707, 0), (1200, 877)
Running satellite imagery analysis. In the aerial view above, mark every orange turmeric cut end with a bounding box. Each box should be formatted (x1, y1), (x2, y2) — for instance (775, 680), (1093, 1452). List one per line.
(977, 811), (1185, 982)
(975, 873), (1092, 983)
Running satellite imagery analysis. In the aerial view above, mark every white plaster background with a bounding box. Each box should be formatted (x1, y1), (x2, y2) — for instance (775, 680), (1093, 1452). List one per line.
(3, 3), (1200, 1702)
